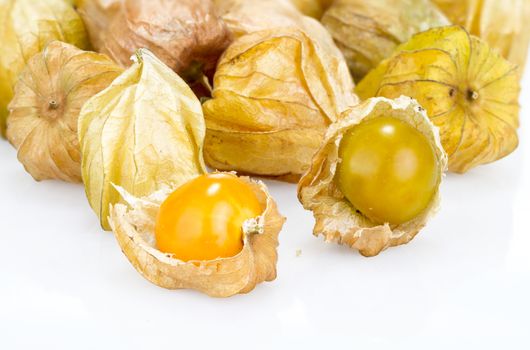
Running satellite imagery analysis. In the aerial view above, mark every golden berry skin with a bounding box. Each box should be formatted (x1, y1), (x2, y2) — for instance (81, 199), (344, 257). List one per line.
(336, 116), (440, 225)
(155, 173), (263, 262)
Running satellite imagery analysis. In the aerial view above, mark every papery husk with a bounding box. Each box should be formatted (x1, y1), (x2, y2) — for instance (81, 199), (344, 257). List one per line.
(95, 0), (231, 81)
(431, 0), (530, 78)
(0, 0), (89, 137)
(79, 49), (206, 230)
(322, 0), (449, 81)
(356, 25), (520, 173)
(289, 0), (332, 19)
(75, 0), (122, 50)
(109, 175), (286, 297)
(203, 27), (357, 181)
(6, 41), (122, 183)
(298, 96), (447, 257)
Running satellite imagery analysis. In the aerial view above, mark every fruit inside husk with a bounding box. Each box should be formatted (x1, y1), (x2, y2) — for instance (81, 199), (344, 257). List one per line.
(202, 27), (357, 181)
(155, 173), (263, 262)
(109, 174), (286, 297)
(321, 0), (449, 81)
(336, 116), (440, 225)
(431, 0), (530, 77)
(0, 0), (89, 136)
(6, 41), (123, 183)
(79, 49), (207, 230)
(356, 25), (520, 173)
(93, 0), (232, 84)
(298, 96), (447, 257)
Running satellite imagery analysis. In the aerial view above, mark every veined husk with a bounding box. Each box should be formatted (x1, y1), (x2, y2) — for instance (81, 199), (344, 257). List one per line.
(0, 0), (89, 137)
(321, 0), (449, 81)
(298, 96), (447, 257)
(75, 0), (122, 50)
(203, 27), (357, 181)
(94, 0), (231, 82)
(289, 0), (332, 19)
(6, 41), (122, 183)
(431, 0), (530, 77)
(356, 25), (520, 173)
(109, 175), (286, 297)
(79, 49), (206, 230)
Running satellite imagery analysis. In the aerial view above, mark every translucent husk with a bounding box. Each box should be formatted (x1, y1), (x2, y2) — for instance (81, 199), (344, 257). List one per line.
(321, 0), (449, 81)
(298, 96), (447, 257)
(356, 26), (520, 173)
(0, 0), (89, 137)
(109, 175), (286, 297)
(431, 0), (530, 78)
(75, 0), (122, 50)
(6, 41), (122, 183)
(79, 49), (206, 230)
(203, 27), (357, 181)
(93, 0), (232, 81)
(289, 0), (332, 19)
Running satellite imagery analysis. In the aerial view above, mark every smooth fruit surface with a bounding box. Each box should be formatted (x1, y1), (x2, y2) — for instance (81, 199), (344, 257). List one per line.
(337, 116), (439, 225)
(155, 173), (263, 261)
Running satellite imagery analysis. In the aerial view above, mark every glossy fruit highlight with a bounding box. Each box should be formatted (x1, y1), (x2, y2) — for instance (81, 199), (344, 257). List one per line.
(336, 116), (440, 225)
(155, 173), (263, 262)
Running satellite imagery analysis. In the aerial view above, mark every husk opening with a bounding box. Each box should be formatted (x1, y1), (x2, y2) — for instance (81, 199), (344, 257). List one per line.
(298, 96), (447, 257)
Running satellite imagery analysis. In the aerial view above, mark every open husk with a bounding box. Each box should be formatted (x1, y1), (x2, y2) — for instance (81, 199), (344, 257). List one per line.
(432, 0), (530, 77)
(0, 0), (89, 137)
(79, 49), (206, 230)
(203, 27), (357, 181)
(109, 175), (286, 297)
(298, 96), (447, 257)
(321, 0), (449, 82)
(356, 25), (520, 173)
(6, 41), (122, 183)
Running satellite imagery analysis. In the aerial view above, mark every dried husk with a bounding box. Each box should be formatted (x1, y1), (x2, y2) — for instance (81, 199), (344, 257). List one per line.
(321, 0), (449, 81)
(298, 96), (447, 257)
(289, 0), (332, 19)
(6, 41), (122, 183)
(109, 175), (286, 297)
(79, 49), (206, 230)
(356, 26), (520, 173)
(203, 27), (357, 181)
(95, 0), (232, 82)
(0, 0), (89, 137)
(75, 0), (122, 50)
(431, 0), (530, 78)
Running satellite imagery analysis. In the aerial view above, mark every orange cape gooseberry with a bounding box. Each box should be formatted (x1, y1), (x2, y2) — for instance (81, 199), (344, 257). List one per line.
(155, 173), (263, 262)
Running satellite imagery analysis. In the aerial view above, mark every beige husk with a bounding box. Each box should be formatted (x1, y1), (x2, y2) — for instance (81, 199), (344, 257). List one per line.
(432, 0), (530, 77)
(7, 41), (122, 183)
(109, 176), (286, 297)
(321, 0), (449, 81)
(298, 96), (447, 257)
(203, 27), (357, 181)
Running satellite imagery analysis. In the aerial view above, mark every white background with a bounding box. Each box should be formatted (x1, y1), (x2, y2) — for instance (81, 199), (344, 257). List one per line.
(1, 67), (529, 350)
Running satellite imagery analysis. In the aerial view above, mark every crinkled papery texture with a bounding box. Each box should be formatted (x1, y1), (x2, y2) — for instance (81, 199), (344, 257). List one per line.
(6, 41), (122, 183)
(75, 0), (122, 50)
(298, 96), (447, 257)
(79, 49), (206, 230)
(0, 0), (89, 136)
(356, 26), (520, 173)
(109, 176), (286, 297)
(321, 0), (449, 81)
(203, 27), (357, 180)
(432, 0), (530, 78)
(98, 0), (232, 80)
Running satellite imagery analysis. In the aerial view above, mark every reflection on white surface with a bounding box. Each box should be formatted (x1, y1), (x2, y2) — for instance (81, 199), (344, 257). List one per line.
(1, 60), (529, 350)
